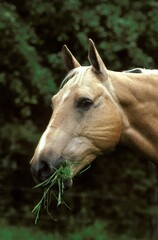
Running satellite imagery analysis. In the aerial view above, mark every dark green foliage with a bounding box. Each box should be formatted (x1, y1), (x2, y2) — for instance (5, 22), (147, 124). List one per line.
(0, 0), (158, 238)
(0, 220), (147, 240)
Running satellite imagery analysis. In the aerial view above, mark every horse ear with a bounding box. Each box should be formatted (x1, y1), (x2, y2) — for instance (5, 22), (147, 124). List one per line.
(88, 39), (108, 78)
(62, 45), (81, 72)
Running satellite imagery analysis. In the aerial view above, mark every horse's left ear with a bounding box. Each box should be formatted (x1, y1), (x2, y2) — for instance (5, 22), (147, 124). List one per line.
(88, 39), (108, 78)
(62, 45), (81, 72)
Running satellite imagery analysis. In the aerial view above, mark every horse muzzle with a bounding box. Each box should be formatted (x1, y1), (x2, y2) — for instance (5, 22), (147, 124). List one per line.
(30, 154), (73, 188)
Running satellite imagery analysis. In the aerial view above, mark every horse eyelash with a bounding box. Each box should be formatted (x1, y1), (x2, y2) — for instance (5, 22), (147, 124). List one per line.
(76, 97), (93, 110)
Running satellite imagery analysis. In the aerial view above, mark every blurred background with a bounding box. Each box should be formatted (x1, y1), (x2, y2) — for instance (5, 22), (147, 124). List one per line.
(0, 0), (158, 239)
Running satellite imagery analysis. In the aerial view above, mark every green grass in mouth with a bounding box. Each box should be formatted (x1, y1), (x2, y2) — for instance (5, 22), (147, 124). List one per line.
(32, 161), (91, 224)
(32, 161), (73, 224)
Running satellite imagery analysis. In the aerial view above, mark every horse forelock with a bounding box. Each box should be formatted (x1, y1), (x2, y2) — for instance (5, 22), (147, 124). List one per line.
(60, 66), (90, 89)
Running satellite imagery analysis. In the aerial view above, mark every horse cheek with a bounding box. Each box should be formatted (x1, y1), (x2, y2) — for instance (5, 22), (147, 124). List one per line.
(89, 106), (122, 152)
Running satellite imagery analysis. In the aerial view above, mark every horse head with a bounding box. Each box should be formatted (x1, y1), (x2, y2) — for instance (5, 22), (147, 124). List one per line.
(30, 39), (122, 186)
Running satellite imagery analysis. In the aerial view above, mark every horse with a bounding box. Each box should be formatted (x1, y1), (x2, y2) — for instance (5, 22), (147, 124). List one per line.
(30, 39), (158, 187)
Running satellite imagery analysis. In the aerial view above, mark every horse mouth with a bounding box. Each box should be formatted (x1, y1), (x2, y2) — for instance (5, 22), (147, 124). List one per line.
(64, 178), (73, 188)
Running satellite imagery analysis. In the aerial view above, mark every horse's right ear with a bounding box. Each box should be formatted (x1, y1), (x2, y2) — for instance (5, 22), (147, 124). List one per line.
(88, 39), (108, 78)
(62, 45), (81, 72)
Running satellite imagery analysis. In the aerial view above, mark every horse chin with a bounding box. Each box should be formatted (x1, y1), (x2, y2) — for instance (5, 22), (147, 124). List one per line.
(64, 178), (73, 188)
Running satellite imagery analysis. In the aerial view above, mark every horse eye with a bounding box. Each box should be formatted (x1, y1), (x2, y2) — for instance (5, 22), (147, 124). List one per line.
(76, 98), (93, 110)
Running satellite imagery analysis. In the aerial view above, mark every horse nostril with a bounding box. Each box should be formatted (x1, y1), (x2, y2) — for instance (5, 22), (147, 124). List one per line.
(38, 160), (52, 182)
(31, 156), (65, 182)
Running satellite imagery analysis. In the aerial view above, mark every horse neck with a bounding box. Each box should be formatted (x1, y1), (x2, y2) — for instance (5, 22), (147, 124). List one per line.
(109, 70), (158, 107)
(108, 70), (158, 162)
